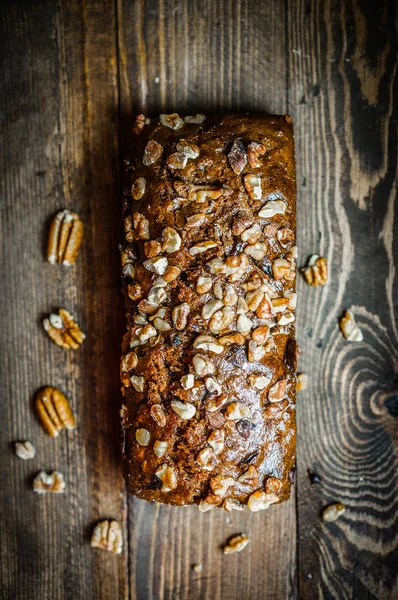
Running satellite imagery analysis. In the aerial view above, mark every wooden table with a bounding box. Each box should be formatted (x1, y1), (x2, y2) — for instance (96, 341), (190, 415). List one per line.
(1, 1), (397, 598)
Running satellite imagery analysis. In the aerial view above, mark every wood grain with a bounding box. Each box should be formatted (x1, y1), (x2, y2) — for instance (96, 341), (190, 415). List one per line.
(0, 0), (397, 599)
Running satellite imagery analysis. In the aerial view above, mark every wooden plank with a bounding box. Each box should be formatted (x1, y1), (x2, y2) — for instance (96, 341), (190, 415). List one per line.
(0, 1), (127, 599)
(287, 0), (398, 598)
(117, 1), (297, 599)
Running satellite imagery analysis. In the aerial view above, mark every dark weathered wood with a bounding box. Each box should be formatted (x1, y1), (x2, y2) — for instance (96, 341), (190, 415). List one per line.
(0, 1), (127, 599)
(1, 0), (397, 599)
(287, 1), (398, 599)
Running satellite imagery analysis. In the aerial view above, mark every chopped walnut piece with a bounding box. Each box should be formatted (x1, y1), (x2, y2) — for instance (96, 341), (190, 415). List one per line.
(153, 317), (171, 332)
(205, 377), (222, 396)
(135, 428), (150, 446)
(272, 258), (290, 280)
(197, 447), (218, 471)
(247, 490), (279, 512)
(258, 200), (286, 218)
(202, 299), (224, 320)
(189, 240), (218, 256)
(238, 466), (258, 486)
(143, 256), (168, 275)
(133, 114), (150, 135)
(15, 441), (35, 460)
(192, 563), (203, 573)
(176, 139), (200, 159)
(186, 213), (208, 229)
(209, 307), (235, 334)
(167, 152), (188, 170)
(244, 242), (267, 261)
(188, 186), (223, 203)
(161, 227), (182, 253)
(137, 324), (157, 343)
(163, 265), (181, 282)
(133, 212), (150, 240)
(194, 334), (224, 354)
(210, 475), (235, 497)
(223, 498), (245, 512)
(46, 209), (84, 266)
(154, 440), (168, 458)
(236, 314), (253, 336)
(302, 255), (328, 286)
(43, 309), (85, 350)
(143, 140), (163, 166)
(184, 113), (206, 124)
(91, 520), (123, 554)
(180, 374), (194, 390)
(277, 227), (295, 248)
(271, 298), (290, 313)
(297, 373), (309, 391)
(33, 471), (65, 494)
(155, 463), (178, 492)
(241, 224), (262, 244)
(130, 375), (145, 392)
(160, 113), (184, 130)
(170, 400), (196, 420)
(340, 310), (363, 342)
(248, 340), (266, 362)
(35, 386), (76, 436)
(237, 296), (249, 314)
(228, 139), (247, 174)
(256, 294), (275, 319)
(244, 174), (262, 200)
(225, 402), (251, 420)
(248, 373), (271, 390)
(322, 502), (346, 522)
(144, 240), (161, 258)
(264, 399), (289, 419)
(223, 533), (250, 555)
(172, 302), (190, 330)
(206, 393), (228, 412)
(268, 379), (287, 402)
(232, 211), (253, 236)
(277, 310), (295, 326)
(123, 263), (136, 278)
(196, 276), (213, 294)
(219, 332), (245, 346)
(245, 289), (264, 311)
(252, 325), (270, 344)
(193, 354), (215, 377)
(131, 177), (146, 200)
(247, 141), (267, 168)
(265, 477), (282, 493)
(150, 404), (167, 427)
(127, 282), (142, 301)
(207, 429), (225, 454)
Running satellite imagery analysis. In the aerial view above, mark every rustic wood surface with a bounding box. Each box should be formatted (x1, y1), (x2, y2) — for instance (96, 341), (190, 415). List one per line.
(0, 1), (397, 599)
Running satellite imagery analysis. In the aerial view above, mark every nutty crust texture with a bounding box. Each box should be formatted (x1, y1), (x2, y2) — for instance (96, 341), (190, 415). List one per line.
(121, 113), (297, 512)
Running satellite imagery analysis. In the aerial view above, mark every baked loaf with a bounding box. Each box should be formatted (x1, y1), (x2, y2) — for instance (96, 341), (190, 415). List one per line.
(121, 113), (297, 511)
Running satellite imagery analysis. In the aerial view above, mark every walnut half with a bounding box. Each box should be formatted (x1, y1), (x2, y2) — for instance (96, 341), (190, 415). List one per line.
(33, 471), (65, 494)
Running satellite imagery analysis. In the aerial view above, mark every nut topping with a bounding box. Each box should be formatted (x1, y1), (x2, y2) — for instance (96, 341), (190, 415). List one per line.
(245, 289), (264, 311)
(143, 140), (163, 166)
(189, 240), (218, 256)
(143, 256), (168, 275)
(144, 240), (162, 258)
(193, 354), (215, 377)
(322, 502), (346, 522)
(150, 404), (167, 427)
(225, 402), (251, 420)
(219, 332), (245, 346)
(43, 309), (85, 350)
(33, 471), (65, 494)
(154, 440), (168, 458)
(184, 113), (206, 124)
(265, 477), (282, 493)
(340, 310), (363, 342)
(121, 351), (138, 372)
(205, 377), (222, 396)
(161, 227), (182, 253)
(268, 379), (287, 402)
(163, 265), (181, 282)
(248, 341), (266, 362)
(186, 213), (208, 229)
(47, 210), (84, 266)
(202, 299), (224, 320)
(188, 187), (223, 203)
(258, 200), (286, 218)
(130, 376), (145, 392)
(131, 177), (146, 200)
(206, 392), (228, 412)
(228, 139), (247, 174)
(247, 491), (279, 512)
(135, 428), (150, 446)
(133, 113), (150, 135)
(35, 386), (76, 436)
(197, 447), (218, 471)
(244, 242), (267, 261)
(251, 325), (270, 344)
(277, 227), (295, 248)
(194, 334), (224, 354)
(172, 302), (190, 330)
(155, 463), (178, 492)
(237, 466), (258, 485)
(223, 498), (245, 512)
(236, 314), (253, 336)
(241, 224), (262, 244)
(153, 317), (171, 332)
(248, 373), (271, 390)
(210, 475), (235, 497)
(137, 324), (157, 343)
(272, 258), (290, 280)
(160, 113), (184, 130)
(247, 141), (267, 168)
(91, 520), (123, 554)
(196, 276), (213, 294)
(166, 152), (188, 170)
(170, 400), (196, 420)
(176, 139), (200, 159)
(244, 174), (262, 200)
(15, 441), (35, 460)
(207, 429), (225, 454)
(302, 255), (328, 286)
(128, 282), (143, 301)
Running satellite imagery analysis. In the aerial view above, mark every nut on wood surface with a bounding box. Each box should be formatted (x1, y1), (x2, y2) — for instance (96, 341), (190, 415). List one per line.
(43, 309), (85, 349)
(35, 386), (76, 437)
(33, 471), (65, 494)
(14, 441), (35, 460)
(302, 255), (328, 286)
(91, 520), (123, 554)
(223, 534), (250, 554)
(46, 209), (84, 266)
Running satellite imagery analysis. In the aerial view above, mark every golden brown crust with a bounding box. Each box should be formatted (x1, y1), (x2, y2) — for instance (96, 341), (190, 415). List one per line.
(121, 113), (296, 511)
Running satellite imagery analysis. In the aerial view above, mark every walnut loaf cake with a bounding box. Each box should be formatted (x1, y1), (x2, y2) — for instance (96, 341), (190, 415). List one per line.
(120, 112), (297, 512)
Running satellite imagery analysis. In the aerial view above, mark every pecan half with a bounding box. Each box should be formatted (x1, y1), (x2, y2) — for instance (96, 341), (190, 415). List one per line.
(43, 309), (85, 349)
(47, 209), (84, 266)
(35, 386), (76, 436)
(91, 520), (123, 554)
(302, 255), (328, 286)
